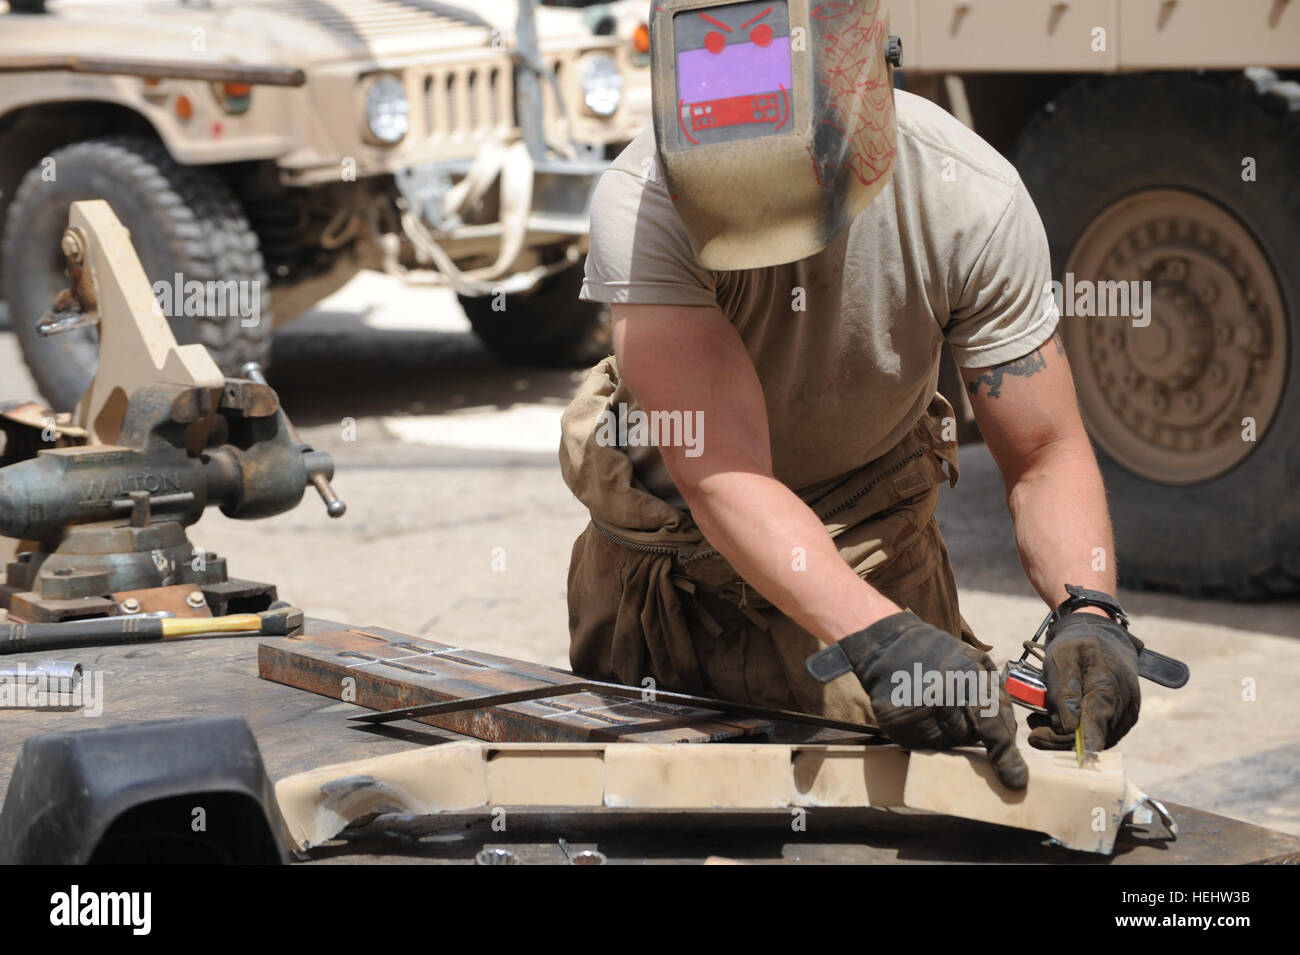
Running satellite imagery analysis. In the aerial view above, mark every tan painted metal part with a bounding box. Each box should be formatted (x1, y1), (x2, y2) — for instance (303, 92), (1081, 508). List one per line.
(888, 0), (1300, 72)
(64, 200), (225, 446)
(275, 741), (1150, 855)
(0, 403), (86, 441)
(0, 0), (638, 175)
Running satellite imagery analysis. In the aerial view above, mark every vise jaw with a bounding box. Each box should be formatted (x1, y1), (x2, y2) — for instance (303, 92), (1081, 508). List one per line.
(0, 377), (336, 605)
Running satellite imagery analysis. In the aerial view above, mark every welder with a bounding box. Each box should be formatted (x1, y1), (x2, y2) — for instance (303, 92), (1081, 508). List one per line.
(560, 0), (1143, 788)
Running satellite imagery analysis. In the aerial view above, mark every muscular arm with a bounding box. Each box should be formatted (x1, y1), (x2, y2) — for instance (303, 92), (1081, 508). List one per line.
(613, 303), (900, 645)
(962, 332), (1116, 611)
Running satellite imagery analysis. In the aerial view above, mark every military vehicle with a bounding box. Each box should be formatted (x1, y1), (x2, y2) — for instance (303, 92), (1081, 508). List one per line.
(0, 0), (647, 408)
(893, 0), (1300, 597)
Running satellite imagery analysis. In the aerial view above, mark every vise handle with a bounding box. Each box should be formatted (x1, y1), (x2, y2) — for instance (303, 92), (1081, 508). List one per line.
(241, 362), (345, 518)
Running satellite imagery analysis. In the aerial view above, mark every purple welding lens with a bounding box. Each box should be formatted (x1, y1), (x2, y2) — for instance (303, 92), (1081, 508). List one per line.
(673, 1), (793, 145)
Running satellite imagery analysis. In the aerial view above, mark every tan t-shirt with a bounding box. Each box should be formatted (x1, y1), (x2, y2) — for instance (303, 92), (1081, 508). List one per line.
(579, 89), (1059, 502)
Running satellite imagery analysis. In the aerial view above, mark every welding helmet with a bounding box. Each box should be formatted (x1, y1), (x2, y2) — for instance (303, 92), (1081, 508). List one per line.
(650, 0), (901, 270)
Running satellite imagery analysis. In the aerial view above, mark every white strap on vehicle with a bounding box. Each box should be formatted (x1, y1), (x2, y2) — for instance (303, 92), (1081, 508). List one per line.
(396, 132), (569, 296)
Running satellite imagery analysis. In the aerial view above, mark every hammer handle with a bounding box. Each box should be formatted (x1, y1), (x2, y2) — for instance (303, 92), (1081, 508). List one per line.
(0, 613), (272, 654)
(1, 617), (166, 654)
(161, 614), (264, 639)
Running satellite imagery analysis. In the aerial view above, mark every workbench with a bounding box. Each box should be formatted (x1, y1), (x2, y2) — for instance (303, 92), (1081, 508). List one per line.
(0, 619), (1296, 865)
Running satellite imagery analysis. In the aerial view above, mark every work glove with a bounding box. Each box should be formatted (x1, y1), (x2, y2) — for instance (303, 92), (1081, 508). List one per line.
(806, 612), (1028, 790)
(1027, 611), (1141, 753)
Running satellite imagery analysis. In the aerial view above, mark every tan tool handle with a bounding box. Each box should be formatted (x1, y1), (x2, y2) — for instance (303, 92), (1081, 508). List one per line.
(161, 614), (264, 639)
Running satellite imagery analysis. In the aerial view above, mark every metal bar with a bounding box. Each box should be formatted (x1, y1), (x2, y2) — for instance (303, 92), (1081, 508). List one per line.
(260, 628), (776, 743)
(513, 0), (547, 160)
(349, 679), (881, 736)
(0, 55), (306, 87)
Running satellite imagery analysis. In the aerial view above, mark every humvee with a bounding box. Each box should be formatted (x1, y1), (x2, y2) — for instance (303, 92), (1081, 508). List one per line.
(0, 0), (648, 408)
(892, 0), (1300, 598)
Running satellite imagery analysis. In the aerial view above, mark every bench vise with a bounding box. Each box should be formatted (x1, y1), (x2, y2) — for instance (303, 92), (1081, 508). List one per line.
(0, 200), (343, 622)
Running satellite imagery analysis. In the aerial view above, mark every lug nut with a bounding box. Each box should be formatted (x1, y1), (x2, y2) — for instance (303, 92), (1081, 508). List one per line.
(186, 591), (207, 609)
(60, 229), (84, 261)
(885, 34), (904, 68)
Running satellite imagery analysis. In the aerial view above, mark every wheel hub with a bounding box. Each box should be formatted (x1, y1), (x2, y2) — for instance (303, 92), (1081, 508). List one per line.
(1062, 189), (1288, 484)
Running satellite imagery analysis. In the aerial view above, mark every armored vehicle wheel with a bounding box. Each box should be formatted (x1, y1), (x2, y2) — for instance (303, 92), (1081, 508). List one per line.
(1015, 74), (1300, 598)
(460, 263), (612, 367)
(2, 136), (271, 411)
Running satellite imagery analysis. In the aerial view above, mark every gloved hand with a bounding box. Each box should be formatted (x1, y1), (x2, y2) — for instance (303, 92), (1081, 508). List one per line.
(1027, 611), (1141, 753)
(807, 612), (1028, 789)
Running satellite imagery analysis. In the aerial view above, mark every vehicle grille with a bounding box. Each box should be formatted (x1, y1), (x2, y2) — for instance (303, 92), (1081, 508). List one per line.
(418, 60), (514, 144)
(253, 0), (582, 147)
(540, 56), (566, 132)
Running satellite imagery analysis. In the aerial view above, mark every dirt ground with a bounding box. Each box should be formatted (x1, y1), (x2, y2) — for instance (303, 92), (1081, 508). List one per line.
(2, 271), (1297, 836)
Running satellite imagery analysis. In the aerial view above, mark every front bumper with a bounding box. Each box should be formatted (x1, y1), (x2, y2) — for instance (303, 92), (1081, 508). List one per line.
(386, 146), (609, 295)
(396, 153), (607, 239)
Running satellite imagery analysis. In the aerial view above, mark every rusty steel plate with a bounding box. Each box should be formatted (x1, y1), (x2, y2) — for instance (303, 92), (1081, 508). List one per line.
(259, 626), (774, 744)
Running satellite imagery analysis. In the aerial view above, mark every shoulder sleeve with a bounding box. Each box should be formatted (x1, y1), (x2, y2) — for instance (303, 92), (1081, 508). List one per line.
(944, 179), (1060, 367)
(580, 161), (719, 308)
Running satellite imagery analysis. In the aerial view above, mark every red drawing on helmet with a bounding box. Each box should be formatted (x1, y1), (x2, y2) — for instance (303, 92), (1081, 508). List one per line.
(683, 85), (788, 134)
(807, 0), (895, 189)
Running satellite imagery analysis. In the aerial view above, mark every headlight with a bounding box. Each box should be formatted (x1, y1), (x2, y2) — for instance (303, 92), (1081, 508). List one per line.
(365, 74), (410, 144)
(581, 54), (622, 117)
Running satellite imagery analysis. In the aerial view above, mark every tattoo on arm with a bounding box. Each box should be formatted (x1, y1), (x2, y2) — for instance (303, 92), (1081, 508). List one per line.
(966, 346), (1049, 399)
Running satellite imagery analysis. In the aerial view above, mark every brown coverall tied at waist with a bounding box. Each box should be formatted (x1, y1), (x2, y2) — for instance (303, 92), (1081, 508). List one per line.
(560, 356), (985, 729)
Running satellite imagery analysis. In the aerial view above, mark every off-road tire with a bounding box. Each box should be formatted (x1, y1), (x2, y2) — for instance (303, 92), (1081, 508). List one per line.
(460, 263), (612, 366)
(1014, 73), (1300, 598)
(1, 136), (271, 410)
